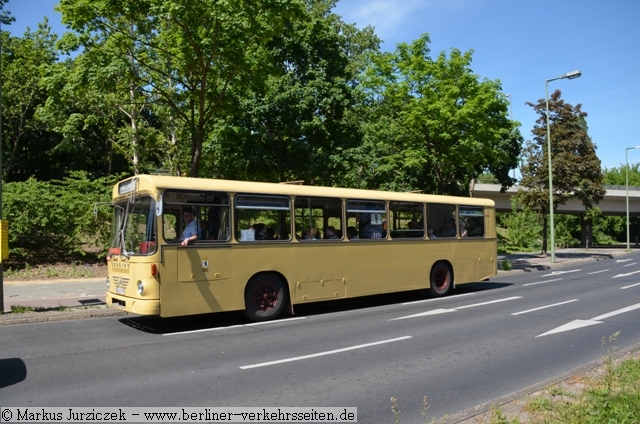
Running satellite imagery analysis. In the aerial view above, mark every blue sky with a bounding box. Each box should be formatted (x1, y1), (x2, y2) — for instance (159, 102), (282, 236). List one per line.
(5, 0), (640, 173)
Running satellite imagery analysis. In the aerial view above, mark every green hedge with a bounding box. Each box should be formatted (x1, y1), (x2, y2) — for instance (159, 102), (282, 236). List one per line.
(2, 172), (126, 257)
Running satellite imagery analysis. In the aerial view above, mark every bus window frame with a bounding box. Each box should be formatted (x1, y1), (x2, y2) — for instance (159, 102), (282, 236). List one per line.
(234, 194), (292, 242)
(161, 189), (231, 243)
(346, 199), (387, 240)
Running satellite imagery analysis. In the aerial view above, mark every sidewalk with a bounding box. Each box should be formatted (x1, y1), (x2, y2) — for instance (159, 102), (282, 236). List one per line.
(0, 277), (127, 325)
(0, 247), (636, 325)
(497, 246), (634, 274)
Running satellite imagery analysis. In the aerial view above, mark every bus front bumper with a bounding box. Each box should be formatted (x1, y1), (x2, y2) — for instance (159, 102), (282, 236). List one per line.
(106, 293), (160, 315)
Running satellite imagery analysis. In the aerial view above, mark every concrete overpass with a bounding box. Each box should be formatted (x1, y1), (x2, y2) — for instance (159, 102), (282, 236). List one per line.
(470, 184), (640, 216)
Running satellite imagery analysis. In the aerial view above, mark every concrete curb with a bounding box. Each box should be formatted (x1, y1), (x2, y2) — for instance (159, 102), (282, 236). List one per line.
(0, 306), (129, 325)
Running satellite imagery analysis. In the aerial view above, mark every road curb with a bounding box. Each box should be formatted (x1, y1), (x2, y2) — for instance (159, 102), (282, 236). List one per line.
(0, 306), (129, 325)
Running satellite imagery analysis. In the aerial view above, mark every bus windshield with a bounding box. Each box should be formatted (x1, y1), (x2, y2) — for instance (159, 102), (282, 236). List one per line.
(108, 195), (157, 257)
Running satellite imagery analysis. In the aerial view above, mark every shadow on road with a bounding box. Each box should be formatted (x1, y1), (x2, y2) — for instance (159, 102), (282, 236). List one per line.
(0, 358), (27, 389)
(120, 281), (512, 334)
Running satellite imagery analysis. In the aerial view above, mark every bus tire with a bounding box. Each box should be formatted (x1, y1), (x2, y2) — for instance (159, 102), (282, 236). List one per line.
(429, 262), (452, 297)
(244, 274), (287, 322)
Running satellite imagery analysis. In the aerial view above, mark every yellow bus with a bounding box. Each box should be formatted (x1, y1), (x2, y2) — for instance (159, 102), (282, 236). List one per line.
(105, 175), (497, 321)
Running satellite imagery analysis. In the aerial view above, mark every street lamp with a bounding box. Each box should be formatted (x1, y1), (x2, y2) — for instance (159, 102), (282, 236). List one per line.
(545, 70), (581, 263)
(626, 146), (640, 251)
(506, 94), (515, 179)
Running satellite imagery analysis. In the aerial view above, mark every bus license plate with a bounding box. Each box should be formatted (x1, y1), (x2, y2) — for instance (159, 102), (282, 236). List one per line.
(116, 287), (125, 295)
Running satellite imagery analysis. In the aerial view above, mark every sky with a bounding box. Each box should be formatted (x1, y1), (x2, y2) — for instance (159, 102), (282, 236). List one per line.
(4, 0), (640, 173)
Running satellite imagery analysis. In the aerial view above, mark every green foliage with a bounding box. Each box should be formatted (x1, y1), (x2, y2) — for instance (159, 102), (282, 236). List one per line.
(499, 197), (542, 251)
(3, 172), (124, 257)
(603, 162), (640, 185)
(500, 259), (513, 271)
(345, 34), (522, 195)
(210, 0), (370, 184)
(520, 90), (605, 252)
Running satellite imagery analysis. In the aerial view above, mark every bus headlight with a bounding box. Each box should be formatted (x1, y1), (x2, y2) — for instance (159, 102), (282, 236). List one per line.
(137, 280), (144, 295)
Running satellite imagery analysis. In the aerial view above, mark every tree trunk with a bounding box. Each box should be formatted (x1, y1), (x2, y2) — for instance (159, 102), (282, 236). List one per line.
(541, 214), (548, 255)
(581, 215), (593, 250)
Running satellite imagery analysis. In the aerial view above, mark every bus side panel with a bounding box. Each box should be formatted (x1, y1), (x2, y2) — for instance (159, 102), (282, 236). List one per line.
(292, 244), (347, 302)
(159, 246), (243, 317)
(341, 242), (428, 298)
(475, 239), (498, 281)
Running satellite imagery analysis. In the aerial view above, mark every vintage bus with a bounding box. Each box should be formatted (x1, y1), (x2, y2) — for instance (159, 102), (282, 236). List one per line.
(105, 175), (497, 321)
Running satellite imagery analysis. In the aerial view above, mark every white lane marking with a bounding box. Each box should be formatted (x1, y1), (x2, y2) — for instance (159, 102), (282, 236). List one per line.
(624, 262), (638, 267)
(389, 297), (522, 321)
(537, 303), (640, 337)
(616, 259), (633, 263)
(592, 303), (640, 321)
(164, 325), (244, 336)
(541, 270), (581, 277)
(163, 317), (306, 336)
(512, 299), (579, 316)
(523, 278), (562, 287)
(402, 292), (474, 305)
(239, 336), (412, 369)
(612, 270), (640, 279)
(588, 269), (609, 275)
(621, 282), (640, 290)
(245, 317), (306, 327)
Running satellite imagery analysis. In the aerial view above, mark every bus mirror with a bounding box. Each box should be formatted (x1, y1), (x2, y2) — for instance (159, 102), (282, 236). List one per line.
(155, 196), (163, 216)
(93, 202), (114, 216)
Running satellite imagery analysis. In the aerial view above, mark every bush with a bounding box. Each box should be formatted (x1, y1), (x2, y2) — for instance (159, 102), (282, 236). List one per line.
(3, 171), (125, 257)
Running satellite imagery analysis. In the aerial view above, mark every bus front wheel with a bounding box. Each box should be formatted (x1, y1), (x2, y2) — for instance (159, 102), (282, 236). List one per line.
(244, 274), (287, 322)
(429, 262), (452, 297)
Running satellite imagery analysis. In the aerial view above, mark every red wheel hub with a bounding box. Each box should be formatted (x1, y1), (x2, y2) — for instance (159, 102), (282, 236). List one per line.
(254, 284), (278, 311)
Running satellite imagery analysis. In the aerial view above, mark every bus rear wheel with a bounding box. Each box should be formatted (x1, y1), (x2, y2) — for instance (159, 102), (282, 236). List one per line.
(244, 274), (287, 322)
(429, 262), (452, 297)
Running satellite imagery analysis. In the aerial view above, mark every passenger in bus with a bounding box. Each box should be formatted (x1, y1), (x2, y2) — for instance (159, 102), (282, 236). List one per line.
(303, 227), (318, 240)
(359, 212), (384, 239)
(180, 207), (199, 246)
(459, 221), (468, 238)
(266, 227), (276, 240)
(408, 218), (419, 229)
(253, 223), (268, 240)
(278, 229), (290, 240)
(427, 228), (436, 239)
(467, 217), (483, 237)
(324, 226), (339, 239)
(438, 219), (456, 237)
(347, 226), (359, 240)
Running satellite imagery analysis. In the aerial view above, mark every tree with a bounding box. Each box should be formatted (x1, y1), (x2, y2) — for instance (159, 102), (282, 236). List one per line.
(340, 34), (522, 195)
(209, 0), (378, 184)
(57, 0), (305, 177)
(520, 90), (605, 252)
(0, 21), (61, 181)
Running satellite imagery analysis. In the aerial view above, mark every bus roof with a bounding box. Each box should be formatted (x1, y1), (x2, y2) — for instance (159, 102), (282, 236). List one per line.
(115, 174), (495, 207)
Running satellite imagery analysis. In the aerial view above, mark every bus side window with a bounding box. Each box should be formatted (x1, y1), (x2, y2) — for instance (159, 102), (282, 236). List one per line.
(235, 195), (290, 242)
(389, 201), (424, 239)
(428, 203), (456, 238)
(294, 197), (342, 241)
(346, 200), (387, 239)
(459, 206), (485, 237)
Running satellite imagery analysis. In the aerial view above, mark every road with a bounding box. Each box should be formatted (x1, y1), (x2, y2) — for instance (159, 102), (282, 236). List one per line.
(2, 252), (640, 423)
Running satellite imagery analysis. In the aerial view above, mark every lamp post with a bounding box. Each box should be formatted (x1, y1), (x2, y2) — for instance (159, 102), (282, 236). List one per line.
(545, 70), (581, 263)
(506, 94), (515, 179)
(626, 146), (640, 251)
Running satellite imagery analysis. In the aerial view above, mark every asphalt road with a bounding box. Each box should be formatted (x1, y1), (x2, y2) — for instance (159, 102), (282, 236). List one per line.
(2, 251), (640, 423)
